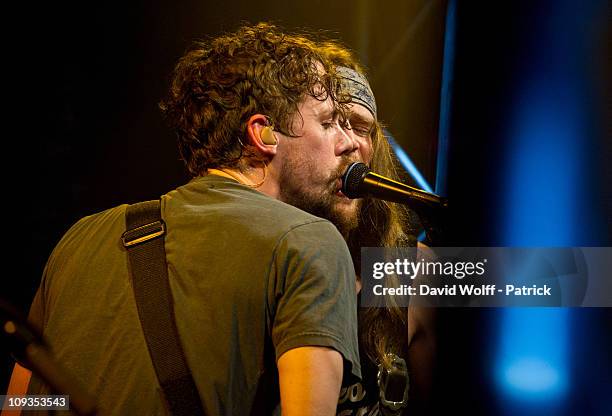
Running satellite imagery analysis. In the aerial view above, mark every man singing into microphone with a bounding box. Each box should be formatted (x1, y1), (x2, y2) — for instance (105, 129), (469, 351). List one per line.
(6, 23), (369, 415)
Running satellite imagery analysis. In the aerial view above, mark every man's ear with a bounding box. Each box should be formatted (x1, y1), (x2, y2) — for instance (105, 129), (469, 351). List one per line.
(246, 114), (278, 157)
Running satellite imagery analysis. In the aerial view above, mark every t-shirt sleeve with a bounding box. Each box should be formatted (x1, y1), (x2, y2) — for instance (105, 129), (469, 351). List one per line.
(269, 219), (361, 381)
(18, 271), (47, 372)
(27, 286), (45, 336)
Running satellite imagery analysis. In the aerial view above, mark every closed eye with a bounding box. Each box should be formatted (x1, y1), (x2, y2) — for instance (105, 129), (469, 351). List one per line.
(350, 123), (373, 137)
(348, 113), (374, 138)
(352, 127), (371, 137)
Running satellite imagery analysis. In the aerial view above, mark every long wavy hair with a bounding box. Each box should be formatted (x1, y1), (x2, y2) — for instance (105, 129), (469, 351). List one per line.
(319, 42), (419, 367)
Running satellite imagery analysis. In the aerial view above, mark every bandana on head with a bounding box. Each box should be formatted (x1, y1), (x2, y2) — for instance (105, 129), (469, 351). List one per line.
(336, 66), (377, 119)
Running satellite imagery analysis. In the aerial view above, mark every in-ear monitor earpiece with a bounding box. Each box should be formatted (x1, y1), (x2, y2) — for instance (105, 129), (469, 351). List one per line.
(261, 126), (277, 145)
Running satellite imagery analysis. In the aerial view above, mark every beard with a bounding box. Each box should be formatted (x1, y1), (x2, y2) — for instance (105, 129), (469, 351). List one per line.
(278, 155), (362, 236)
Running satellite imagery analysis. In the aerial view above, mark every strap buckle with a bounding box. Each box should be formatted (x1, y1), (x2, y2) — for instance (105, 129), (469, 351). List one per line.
(122, 220), (166, 247)
(377, 353), (409, 414)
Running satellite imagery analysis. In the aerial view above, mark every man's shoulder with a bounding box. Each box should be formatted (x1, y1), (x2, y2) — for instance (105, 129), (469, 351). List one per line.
(63, 204), (128, 240)
(46, 204), (129, 265)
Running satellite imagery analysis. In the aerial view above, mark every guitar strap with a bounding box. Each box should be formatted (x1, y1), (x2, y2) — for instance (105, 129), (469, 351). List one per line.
(122, 200), (205, 416)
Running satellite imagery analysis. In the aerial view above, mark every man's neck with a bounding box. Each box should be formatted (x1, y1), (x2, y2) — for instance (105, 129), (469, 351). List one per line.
(206, 167), (280, 199)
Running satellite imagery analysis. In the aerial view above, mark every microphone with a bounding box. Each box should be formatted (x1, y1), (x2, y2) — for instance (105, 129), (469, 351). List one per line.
(342, 162), (448, 210)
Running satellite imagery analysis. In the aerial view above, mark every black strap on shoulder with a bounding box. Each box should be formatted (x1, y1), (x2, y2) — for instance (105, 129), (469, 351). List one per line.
(122, 200), (205, 416)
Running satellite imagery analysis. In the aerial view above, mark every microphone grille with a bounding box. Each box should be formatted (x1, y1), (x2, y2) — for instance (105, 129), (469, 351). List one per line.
(342, 162), (370, 198)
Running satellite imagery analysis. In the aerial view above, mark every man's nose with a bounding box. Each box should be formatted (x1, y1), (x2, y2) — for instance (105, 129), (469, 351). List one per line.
(335, 125), (360, 156)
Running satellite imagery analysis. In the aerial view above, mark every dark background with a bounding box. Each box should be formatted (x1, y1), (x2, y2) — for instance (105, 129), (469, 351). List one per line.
(2, 1), (610, 414)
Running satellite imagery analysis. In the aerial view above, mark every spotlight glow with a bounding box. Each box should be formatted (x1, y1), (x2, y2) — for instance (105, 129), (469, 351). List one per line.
(504, 358), (562, 394)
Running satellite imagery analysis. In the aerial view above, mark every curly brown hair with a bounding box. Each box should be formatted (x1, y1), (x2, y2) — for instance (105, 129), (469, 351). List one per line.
(160, 23), (348, 177)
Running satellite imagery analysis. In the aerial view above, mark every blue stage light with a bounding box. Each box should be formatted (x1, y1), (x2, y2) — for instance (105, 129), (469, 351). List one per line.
(495, 86), (575, 407)
(492, 0), (603, 406)
(497, 308), (569, 402)
(385, 131), (433, 194)
(384, 131), (433, 243)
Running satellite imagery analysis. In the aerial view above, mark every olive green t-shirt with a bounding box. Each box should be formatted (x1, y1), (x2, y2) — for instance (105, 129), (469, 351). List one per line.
(27, 175), (361, 415)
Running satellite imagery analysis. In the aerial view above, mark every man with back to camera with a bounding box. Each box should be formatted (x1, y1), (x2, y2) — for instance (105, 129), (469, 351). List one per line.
(5, 23), (371, 415)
